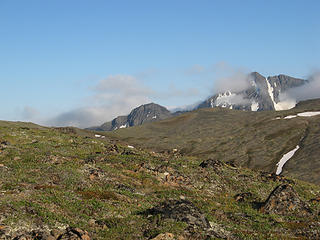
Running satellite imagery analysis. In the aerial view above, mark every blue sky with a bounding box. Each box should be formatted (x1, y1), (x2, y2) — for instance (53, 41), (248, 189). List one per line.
(0, 0), (319, 127)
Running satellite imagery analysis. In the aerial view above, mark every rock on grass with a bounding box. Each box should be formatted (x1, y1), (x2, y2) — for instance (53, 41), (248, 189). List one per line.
(260, 184), (313, 217)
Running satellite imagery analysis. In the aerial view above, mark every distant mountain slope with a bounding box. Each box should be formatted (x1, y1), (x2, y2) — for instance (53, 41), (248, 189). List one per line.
(88, 103), (172, 131)
(89, 72), (307, 132)
(105, 98), (320, 185)
(197, 72), (307, 111)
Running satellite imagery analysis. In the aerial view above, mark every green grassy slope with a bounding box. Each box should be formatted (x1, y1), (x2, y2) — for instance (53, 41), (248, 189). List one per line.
(1, 120), (320, 239)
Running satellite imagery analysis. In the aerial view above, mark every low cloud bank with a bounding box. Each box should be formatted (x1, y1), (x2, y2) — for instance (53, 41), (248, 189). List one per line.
(277, 72), (320, 110)
(44, 74), (203, 128)
(213, 71), (250, 94)
(46, 75), (152, 128)
(284, 72), (320, 102)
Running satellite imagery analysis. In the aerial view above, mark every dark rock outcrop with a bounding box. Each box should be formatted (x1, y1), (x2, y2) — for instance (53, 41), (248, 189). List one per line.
(10, 227), (90, 240)
(199, 159), (224, 169)
(260, 184), (312, 217)
(57, 227), (90, 240)
(234, 192), (253, 202)
(143, 199), (210, 229)
(142, 200), (234, 239)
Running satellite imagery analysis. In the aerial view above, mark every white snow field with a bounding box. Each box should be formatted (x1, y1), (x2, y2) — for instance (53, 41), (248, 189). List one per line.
(276, 145), (300, 175)
(282, 111), (320, 120)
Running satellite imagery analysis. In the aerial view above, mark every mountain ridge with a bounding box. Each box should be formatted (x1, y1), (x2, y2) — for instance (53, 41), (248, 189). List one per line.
(196, 72), (307, 111)
(89, 72), (308, 132)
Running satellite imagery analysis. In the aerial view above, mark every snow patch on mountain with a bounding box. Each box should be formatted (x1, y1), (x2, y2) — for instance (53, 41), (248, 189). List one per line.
(282, 111), (320, 120)
(276, 145), (300, 175)
(251, 79), (257, 88)
(265, 77), (284, 111)
(284, 115), (297, 119)
(212, 91), (250, 109)
(251, 102), (259, 111)
(215, 91), (236, 107)
(297, 111), (320, 117)
(210, 98), (214, 108)
(265, 77), (297, 111)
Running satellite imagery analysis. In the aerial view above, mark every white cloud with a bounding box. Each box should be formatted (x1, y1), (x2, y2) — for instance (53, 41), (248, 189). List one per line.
(46, 75), (152, 128)
(213, 71), (250, 94)
(275, 72), (320, 109)
(20, 106), (39, 121)
(185, 64), (206, 75)
(155, 83), (200, 99)
(284, 72), (320, 102)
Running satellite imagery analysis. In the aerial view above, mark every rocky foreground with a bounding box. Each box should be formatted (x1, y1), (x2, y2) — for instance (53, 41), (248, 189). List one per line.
(0, 122), (320, 239)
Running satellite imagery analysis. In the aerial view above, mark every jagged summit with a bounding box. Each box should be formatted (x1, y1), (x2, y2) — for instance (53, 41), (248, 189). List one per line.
(196, 72), (307, 111)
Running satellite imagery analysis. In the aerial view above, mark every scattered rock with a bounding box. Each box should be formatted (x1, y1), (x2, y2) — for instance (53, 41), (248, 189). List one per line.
(143, 199), (210, 229)
(310, 196), (320, 203)
(88, 219), (96, 226)
(260, 172), (294, 184)
(234, 192), (253, 202)
(51, 229), (63, 238)
(0, 141), (10, 151)
(141, 199), (234, 238)
(199, 159), (223, 169)
(57, 227), (90, 240)
(11, 227), (91, 240)
(115, 183), (136, 193)
(140, 163), (191, 186)
(293, 221), (320, 239)
(1, 141), (10, 146)
(13, 230), (54, 240)
(237, 174), (250, 180)
(88, 167), (104, 180)
(260, 184), (313, 217)
(179, 195), (186, 200)
(209, 222), (233, 239)
(151, 232), (175, 240)
(54, 127), (77, 135)
(105, 144), (120, 154)
(121, 148), (136, 155)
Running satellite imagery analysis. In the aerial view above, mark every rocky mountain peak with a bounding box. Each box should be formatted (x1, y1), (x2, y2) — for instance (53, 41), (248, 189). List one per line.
(88, 103), (172, 131)
(197, 72), (307, 112)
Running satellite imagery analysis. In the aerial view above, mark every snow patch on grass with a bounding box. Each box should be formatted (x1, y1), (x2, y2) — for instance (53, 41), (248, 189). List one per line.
(276, 145), (300, 175)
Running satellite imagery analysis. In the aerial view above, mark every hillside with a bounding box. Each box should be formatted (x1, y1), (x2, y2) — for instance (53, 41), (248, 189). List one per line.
(106, 99), (320, 185)
(1, 120), (320, 239)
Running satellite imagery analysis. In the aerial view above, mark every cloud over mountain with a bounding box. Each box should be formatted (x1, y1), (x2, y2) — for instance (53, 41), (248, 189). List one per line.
(285, 72), (320, 102)
(46, 75), (152, 128)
